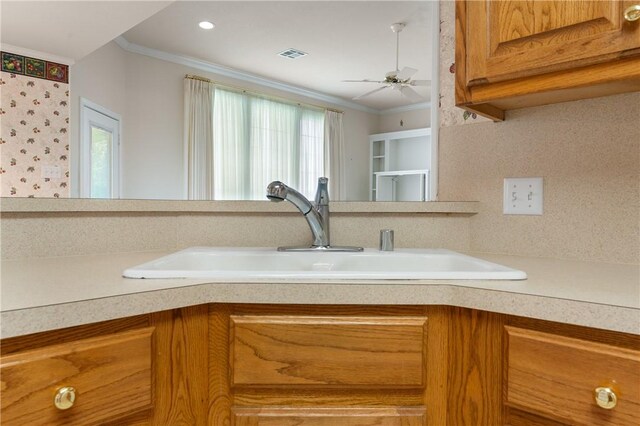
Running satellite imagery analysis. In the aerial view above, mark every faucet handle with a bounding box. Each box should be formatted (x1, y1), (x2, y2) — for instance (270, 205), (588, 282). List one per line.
(315, 177), (330, 206)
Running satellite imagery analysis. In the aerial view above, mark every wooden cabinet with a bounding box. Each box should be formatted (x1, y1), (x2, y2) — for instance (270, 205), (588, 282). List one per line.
(1, 304), (638, 425)
(456, 0), (640, 121)
(213, 305), (434, 426)
(503, 319), (640, 425)
(230, 314), (426, 387)
(232, 407), (426, 425)
(0, 328), (154, 425)
(0, 306), (210, 426)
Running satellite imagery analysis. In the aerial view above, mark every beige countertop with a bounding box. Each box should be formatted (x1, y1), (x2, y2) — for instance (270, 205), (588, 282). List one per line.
(1, 250), (638, 338)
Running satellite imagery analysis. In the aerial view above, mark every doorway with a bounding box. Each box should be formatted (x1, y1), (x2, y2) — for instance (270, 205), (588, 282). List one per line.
(80, 99), (121, 198)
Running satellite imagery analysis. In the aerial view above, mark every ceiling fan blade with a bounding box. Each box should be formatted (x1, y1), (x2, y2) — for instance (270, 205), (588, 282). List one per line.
(342, 79), (386, 84)
(410, 79), (431, 86)
(353, 85), (389, 100)
(396, 66), (418, 80)
(400, 86), (424, 102)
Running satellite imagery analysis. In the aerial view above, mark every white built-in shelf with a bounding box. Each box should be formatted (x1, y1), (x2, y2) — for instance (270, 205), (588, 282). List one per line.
(369, 128), (431, 202)
(375, 169), (429, 177)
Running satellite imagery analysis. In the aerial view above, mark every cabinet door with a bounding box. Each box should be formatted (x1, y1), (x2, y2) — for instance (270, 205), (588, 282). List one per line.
(230, 315), (426, 388)
(464, 0), (640, 86)
(210, 305), (434, 425)
(233, 407), (425, 426)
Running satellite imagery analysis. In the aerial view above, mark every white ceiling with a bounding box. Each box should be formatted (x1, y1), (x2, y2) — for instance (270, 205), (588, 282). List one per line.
(1, 1), (434, 111)
(122, 1), (434, 111)
(0, 0), (173, 62)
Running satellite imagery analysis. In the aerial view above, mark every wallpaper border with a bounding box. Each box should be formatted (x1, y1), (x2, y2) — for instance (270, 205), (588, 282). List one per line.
(1, 51), (69, 84)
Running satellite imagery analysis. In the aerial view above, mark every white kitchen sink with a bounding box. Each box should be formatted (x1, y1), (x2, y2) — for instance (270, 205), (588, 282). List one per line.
(123, 247), (527, 280)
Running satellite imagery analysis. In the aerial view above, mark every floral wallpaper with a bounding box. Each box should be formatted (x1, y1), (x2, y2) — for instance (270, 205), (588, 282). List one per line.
(0, 72), (70, 198)
(439, 0), (490, 127)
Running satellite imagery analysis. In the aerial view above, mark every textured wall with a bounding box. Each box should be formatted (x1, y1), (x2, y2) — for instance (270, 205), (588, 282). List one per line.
(1, 73), (70, 197)
(0, 210), (471, 260)
(437, 1), (640, 264)
(439, 93), (640, 264)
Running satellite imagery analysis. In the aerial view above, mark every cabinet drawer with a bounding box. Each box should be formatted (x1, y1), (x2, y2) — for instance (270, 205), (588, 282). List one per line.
(1, 327), (154, 425)
(505, 326), (640, 425)
(233, 407), (426, 425)
(230, 315), (427, 388)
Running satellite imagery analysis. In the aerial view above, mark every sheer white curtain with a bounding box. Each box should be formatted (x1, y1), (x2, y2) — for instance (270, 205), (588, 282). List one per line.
(248, 97), (299, 199)
(212, 88), (325, 200)
(183, 78), (215, 200)
(299, 108), (325, 198)
(212, 89), (248, 199)
(324, 110), (345, 200)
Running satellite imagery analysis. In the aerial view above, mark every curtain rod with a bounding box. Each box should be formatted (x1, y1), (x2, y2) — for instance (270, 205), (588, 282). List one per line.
(185, 74), (344, 114)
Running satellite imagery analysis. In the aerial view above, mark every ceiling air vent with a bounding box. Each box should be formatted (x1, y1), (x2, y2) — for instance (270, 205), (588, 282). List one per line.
(278, 48), (307, 59)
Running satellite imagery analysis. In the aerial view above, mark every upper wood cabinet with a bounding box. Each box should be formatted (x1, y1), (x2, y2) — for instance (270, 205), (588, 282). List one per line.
(456, 0), (640, 121)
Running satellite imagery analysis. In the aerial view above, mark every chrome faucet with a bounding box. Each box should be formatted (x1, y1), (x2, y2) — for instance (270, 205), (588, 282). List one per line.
(266, 177), (363, 252)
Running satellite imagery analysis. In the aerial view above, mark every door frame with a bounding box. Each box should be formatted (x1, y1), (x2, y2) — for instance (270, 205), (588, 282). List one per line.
(79, 98), (122, 198)
(429, 0), (440, 201)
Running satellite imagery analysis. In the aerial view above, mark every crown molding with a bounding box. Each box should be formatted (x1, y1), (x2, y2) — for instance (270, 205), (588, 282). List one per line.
(114, 36), (383, 115)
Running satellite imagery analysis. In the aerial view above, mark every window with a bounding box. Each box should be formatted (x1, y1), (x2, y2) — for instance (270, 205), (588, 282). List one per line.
(80, 99), (120, 198)
(212, 88), (324, 200)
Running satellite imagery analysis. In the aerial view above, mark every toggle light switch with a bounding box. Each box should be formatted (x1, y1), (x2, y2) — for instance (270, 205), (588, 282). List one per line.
(503, 177), (543, 215)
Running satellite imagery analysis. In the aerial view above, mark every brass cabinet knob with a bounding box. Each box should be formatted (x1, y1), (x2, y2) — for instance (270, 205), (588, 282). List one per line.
(594, 386), (617, 410)
(54, 386), (76, 410)
(624, 4), (640, 22)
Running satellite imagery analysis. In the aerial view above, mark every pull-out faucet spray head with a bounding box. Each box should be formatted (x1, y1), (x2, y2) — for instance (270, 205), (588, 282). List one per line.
(266, 179), (326, 247)
(266, 178), (362, 252)
(266, 180), (314, 215)
(266, 181), (288, 202)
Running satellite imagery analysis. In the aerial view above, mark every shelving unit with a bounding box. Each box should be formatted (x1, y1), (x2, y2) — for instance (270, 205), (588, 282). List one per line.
(369, 128), (431, 201)
(375, 169), (429, 202)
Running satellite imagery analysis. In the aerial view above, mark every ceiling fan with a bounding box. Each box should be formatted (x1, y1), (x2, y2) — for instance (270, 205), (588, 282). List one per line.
(344, 22), (429, 102)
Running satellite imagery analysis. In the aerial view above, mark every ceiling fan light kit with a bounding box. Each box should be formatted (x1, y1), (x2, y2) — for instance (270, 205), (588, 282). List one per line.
(390, 22), (405, 34)
(344, 22), (429, 101)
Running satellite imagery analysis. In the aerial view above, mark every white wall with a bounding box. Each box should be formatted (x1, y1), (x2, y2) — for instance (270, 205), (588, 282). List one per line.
(377, 108), (430, 133)
(70, 42), (127, 197)
(70, 42), (380, 200)
(341, 108), (378, 201)
(122, 51), (185, 199)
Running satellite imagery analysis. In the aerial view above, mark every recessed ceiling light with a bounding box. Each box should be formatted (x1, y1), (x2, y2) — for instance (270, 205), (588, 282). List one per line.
(199, 21), (215, 30)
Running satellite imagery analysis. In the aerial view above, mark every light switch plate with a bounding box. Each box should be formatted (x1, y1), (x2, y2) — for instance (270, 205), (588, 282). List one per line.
(41, 165), (61, 179)
(503, 177), (543, 215)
